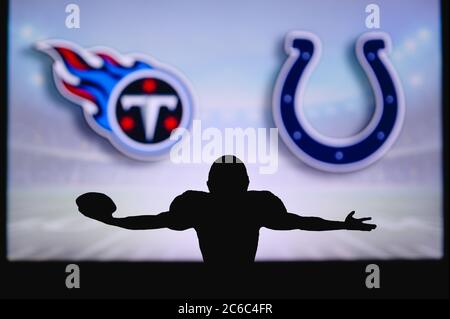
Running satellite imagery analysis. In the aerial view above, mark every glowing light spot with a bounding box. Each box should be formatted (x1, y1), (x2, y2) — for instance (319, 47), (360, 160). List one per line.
(385, 95), (394, 104)
(393, 50), (403, 61)
(20, 25), (33, 39)
(302, 52), (311, 61)
(418, 28), (430, 41)
(31, 73), (44, 86)
(142, 79), (157, 92)
(283, 94), (292, 103)
(163, 116), (178, 131)
(367, 52), (376, 61)
(120, 116), (135, 131)
(335, 151), (343, 161)
(377, 131), (385, 140)
(409, 74), (423, 87)
(404, 39), (417, 53)
(293, 131), (302, 140)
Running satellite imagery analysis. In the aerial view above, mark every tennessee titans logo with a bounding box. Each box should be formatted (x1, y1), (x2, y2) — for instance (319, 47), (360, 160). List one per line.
(36, 40), (194, 160)
(273, 32), (405, 172)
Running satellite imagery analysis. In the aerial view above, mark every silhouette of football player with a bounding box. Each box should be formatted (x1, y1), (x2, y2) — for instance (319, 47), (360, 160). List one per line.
(76, 155), (376, 264)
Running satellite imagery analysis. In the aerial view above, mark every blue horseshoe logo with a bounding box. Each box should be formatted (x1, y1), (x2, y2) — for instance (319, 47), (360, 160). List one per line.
(273, 32), (405, 172)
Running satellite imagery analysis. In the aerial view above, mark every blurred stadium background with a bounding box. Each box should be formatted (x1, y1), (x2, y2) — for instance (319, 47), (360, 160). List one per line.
(7, 0), (443, 260)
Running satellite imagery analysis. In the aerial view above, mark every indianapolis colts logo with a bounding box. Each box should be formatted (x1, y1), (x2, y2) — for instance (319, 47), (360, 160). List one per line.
(36, 40), (194, 160)
(273, 32), (405, 172)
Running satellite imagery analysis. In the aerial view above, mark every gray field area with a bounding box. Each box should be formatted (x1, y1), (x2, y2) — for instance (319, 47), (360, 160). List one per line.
(7, 186), (442, 261)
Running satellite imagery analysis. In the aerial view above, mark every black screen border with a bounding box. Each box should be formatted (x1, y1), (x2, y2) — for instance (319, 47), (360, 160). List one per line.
(0, 0), (448, 299)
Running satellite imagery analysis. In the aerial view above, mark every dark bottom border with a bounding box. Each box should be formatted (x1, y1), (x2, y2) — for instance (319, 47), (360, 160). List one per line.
(0, 260), (448, 299)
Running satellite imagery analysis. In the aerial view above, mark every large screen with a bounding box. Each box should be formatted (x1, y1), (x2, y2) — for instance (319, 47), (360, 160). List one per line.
(7, 0), (443, 261)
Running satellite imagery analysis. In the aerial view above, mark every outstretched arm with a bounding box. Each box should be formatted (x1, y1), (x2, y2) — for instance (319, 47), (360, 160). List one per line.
(76, 192), (191, 230)
(266, 211), (376, 231)
(94, 211), (178, 230)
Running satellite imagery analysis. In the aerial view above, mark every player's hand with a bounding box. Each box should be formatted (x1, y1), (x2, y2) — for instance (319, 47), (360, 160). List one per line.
(344, 211), (376, 231)
(76, 192), (117, 222)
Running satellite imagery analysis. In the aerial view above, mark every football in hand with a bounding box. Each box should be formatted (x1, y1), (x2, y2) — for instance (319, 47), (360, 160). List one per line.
(76, 192), (117, 221)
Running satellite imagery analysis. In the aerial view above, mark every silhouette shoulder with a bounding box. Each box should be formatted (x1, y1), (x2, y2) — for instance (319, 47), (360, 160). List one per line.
(247, 191), (287, 213)
(247, 190), (282, 201)
(170, 190), (208, 212)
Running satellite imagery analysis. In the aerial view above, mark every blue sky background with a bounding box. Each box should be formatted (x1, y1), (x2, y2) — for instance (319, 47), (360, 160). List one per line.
(7, 0), (444, 261)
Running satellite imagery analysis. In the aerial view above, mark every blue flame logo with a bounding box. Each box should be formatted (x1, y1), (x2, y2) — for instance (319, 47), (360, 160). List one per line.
(37, 40), (194, 160)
